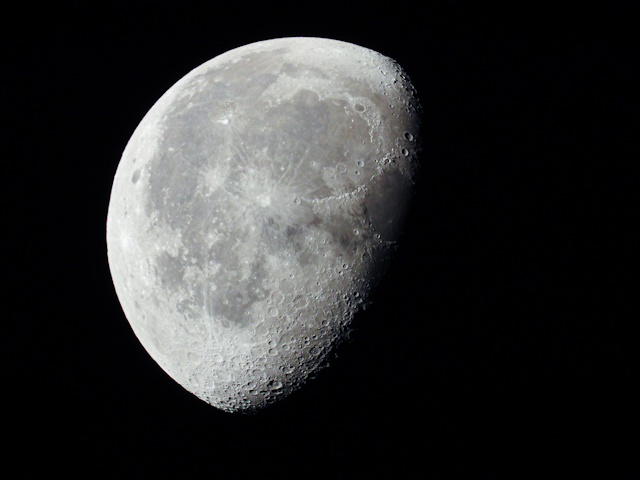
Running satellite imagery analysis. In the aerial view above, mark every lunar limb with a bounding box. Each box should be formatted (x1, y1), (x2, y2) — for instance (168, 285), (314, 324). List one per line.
(107, 37), (422, 412)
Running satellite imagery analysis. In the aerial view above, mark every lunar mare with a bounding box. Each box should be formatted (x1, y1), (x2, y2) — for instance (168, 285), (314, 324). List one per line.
(107, 37), (422, 412)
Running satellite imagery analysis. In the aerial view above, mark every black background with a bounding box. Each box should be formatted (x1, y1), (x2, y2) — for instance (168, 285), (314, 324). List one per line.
(4, 2), (638, 478)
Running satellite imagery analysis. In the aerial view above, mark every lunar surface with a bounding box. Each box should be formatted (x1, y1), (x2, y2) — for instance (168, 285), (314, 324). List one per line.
(107, 37), (422, 412)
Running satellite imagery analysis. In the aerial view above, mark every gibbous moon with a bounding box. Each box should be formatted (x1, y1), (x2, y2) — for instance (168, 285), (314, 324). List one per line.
(107, 37), (422, 412)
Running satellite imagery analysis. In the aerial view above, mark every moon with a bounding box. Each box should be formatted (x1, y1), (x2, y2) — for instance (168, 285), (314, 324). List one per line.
(107, 37), (422, 413)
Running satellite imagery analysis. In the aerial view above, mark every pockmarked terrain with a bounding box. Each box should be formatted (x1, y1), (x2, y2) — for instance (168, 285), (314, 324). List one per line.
(107, 37), (422, 412)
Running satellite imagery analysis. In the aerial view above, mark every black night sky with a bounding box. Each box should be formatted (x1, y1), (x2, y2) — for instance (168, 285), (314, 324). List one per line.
(5, 2), (638, 478)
